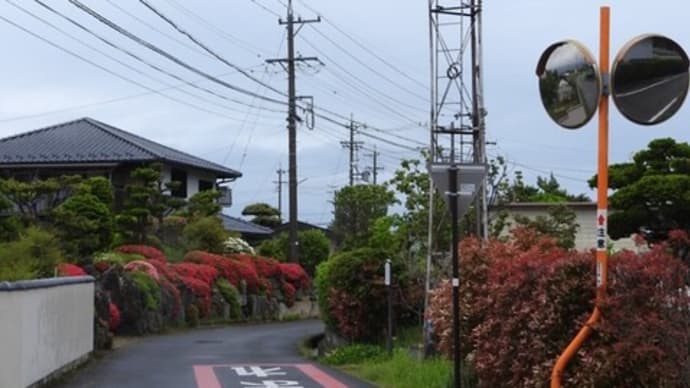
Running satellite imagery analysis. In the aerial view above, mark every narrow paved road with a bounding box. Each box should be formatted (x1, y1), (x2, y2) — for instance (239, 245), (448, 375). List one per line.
(57, 320), (375, 388)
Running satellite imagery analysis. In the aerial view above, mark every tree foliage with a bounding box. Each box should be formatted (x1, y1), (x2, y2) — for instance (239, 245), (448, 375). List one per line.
(0, 175), (81, 222)
(590, 138), (690, 241)
(52, 177), (115, 259)
(182, 216), (228, 253)
(387, 157), (449, 254)
(0, 227), (65, 278)
(330, 184), (397, 250)
(257, 229), (330, 275)
(242, 202), (281, 227)
(186, 190), (222, 219)
(116, 164), (185, 244)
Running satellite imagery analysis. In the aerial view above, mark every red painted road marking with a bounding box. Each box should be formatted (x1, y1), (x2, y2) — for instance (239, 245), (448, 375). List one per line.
(295, 364), (348, 388)
(193, 364), (349, 388)
(193, 365), (222, 388)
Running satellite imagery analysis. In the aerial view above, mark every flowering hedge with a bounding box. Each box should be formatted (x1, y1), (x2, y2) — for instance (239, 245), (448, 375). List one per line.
(184, 251), (259, 292)
(279, 263), (311, 291)
(57, 263), (87, 277)
(171, 262), (218, 287)
(116, 245), (167, 262)
(249, 255), (281, 279)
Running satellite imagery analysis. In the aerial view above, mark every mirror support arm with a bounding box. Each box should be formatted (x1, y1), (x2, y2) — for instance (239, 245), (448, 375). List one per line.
(601, 73), (610, 97)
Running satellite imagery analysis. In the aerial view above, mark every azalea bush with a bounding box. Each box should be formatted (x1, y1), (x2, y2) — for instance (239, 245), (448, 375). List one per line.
(57, 263), (87, 277)
(116, 245), (167, 262)
(279, 262), (311, 291)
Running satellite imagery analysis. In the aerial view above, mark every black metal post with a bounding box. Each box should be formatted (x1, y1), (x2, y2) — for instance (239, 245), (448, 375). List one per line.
(448, 165), (461, 388)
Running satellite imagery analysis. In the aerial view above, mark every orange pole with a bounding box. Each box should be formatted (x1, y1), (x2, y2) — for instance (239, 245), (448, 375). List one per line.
(550, 6), (609, 388)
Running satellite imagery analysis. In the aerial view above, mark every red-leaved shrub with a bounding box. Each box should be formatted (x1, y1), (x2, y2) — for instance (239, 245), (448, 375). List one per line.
(109, 302), (121, 332)
(171, 263), (218, 287)
(428, 228), (690, 387)
(328, 288), (366, 340)
(282, 282), (296, 307)
(116, 245), (167, 262)
(178, 275), (212, 317)
(279, 263), (311, 291)
(251, 255), (281, 279)
(57, 263), (87, 277)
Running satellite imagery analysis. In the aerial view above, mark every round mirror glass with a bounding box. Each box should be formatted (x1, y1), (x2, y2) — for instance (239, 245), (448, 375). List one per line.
(536, 40), (601, 129)
(612, 34), (689, 125)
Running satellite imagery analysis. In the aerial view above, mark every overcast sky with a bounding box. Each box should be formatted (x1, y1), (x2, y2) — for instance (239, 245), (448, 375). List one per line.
(1, 1), (689, 226)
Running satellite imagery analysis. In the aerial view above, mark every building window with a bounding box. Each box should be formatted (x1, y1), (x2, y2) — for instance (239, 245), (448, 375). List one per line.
(170, 168), (187, 198)
(198, 180), (214, 192)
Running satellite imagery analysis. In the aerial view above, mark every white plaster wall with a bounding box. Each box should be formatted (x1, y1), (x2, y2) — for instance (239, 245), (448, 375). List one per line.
(0, 280), (94, 388)
(490, 205), (636, 251)
(160, 165), (216, 199)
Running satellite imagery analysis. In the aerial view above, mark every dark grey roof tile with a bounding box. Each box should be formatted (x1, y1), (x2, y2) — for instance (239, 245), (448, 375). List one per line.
(0, 118), (241, 178)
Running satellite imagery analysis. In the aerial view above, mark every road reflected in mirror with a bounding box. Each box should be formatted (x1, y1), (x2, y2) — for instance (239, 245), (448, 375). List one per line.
(537, 40), (601, 129)
(612, 35), (689, 125)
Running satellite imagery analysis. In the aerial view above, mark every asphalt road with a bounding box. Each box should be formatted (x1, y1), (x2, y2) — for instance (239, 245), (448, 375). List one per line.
(614, 73), (689, 123)
(56, 320), (375, 388)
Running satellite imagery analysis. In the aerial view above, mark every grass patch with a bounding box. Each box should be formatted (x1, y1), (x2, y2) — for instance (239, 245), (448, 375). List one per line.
(345, 349), (452, 388)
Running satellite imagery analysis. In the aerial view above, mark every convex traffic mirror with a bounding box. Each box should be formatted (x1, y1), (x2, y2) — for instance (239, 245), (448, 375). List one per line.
(536, 40), (602, 129)
(537, 34), (690, 128)
(612, 34), (689, 125)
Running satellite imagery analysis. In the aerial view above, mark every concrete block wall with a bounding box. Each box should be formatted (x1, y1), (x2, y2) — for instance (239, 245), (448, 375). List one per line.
(0, 276), (94, 388)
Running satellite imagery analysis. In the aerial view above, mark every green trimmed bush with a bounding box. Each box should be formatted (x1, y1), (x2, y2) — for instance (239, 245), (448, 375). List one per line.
(315, 247), (397, 341)
(130, 272), (161, 311)
(215, 277), (241, 320)
(182, 216), (227, 253)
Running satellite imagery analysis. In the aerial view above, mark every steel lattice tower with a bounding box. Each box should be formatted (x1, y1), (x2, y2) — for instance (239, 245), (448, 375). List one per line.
(424, 0), (487, 329)
(428, 0), (487, 238)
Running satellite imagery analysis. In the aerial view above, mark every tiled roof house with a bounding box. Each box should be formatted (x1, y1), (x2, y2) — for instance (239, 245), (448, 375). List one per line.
(0, 117), (241, 201)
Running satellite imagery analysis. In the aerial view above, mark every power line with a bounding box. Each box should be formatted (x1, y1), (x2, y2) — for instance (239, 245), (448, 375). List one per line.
(164, 0), (271, 56)
(301, 36), (426, 121)
(33, 0), (285, 116)
(307, 24), (428, 103)
(249, 0), (282, 18)
(295, 0), (428, 90)
(0, 12), (259, 123)
(103, 0), (209, 57)
(138, 0), (287, 98)
(69, 0), (287, 107)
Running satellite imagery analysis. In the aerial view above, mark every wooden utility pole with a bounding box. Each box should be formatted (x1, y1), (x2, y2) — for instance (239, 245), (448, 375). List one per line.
(266, 0), (319, 261)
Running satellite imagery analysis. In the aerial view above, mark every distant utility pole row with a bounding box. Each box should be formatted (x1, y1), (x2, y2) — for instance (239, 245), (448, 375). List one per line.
(266, 0), (320, 262)
(340, 115), (384, 186)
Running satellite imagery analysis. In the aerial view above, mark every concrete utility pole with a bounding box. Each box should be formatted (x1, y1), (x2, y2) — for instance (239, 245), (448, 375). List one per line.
(274, 167), (287, 218)
(266, 0), (319, 261)
(367, 145), (384, 185)
(340, 115), (364, 186)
